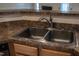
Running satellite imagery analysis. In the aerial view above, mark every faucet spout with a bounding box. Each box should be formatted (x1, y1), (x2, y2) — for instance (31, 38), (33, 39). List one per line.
(39, 17), (51, 27)
(39, 13), (53, 28)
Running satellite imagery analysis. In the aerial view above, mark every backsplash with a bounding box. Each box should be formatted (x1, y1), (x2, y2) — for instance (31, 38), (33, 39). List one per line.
(0, 9), (79, 16)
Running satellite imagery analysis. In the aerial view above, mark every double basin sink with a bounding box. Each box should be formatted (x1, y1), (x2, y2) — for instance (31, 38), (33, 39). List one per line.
(16, 27), (74, 43)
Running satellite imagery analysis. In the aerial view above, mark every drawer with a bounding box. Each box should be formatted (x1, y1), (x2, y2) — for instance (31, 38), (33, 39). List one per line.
(14, 43), (38, 56)
(40, 49), (71, 56)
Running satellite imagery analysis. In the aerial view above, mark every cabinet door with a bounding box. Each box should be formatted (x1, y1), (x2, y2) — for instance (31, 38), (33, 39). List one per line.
(40, 49), (71, 56)
(14, 43), (38, 56)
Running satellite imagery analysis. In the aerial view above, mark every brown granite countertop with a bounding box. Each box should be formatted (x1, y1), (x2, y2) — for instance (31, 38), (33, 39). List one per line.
(0, 37), (12, 44)
(0, 12), (78, 54)
(0, 25), (77, 54)
(6, 26), (76, 53)
(0, 13), (79, 25)
(0, 12), (79, 19)
(9, 36), (75, 53)
(0, 24), (27, 44)
(0, 9), (79, 20)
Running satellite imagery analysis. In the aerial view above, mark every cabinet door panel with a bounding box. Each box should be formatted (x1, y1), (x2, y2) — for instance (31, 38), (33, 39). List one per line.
(14, 43), (38, 56)
(40, 49), (71, 56)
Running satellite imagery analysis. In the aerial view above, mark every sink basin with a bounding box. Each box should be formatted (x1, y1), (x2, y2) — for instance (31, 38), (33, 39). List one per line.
(45, 30), (74, 43)
(15, 27), (74, 43)
(16, 27), (48, 40)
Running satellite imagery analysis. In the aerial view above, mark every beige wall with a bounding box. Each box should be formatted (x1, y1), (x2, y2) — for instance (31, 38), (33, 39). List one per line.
(0, 3), (60, 11)
(0, 3), (33, 10)
(40, 3), (79, 12)
(0, 3), (79, 12)
(69, 3), (79, 12)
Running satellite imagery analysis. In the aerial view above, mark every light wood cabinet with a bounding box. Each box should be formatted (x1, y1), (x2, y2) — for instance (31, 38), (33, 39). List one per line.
(40, 49), (72, 56)
(9, 43), (72, 56)
(13, 43), (38, 56)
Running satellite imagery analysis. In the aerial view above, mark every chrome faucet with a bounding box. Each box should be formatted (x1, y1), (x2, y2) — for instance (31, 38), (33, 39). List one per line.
(39, 13), (65, 31)
(39, 13), (53, 28)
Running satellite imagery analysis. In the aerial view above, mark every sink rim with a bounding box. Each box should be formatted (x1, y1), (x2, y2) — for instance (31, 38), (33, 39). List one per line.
(14, 27), (49, 40)
(13, 27), (75, 44)
(43, 30), (75, 43)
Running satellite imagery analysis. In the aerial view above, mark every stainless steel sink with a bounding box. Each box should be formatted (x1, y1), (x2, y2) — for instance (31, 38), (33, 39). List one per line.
(15, 27), (74, 43)
(45, 29), (74, 43)
(16, 27), (48, 40)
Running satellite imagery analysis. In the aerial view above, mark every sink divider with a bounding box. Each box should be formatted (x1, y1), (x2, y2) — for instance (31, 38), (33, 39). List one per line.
(42, 31), (50, 40)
